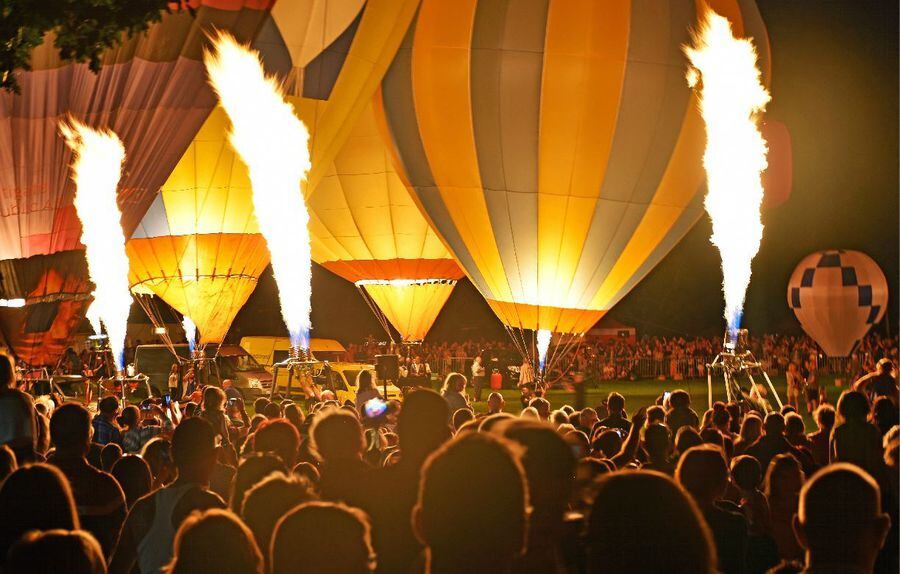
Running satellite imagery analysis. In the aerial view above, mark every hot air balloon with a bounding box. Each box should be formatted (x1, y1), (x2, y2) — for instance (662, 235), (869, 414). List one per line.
(0, 0), (273, 365)
(126, 0), (420, 344)
(376, 0), (772, 368)
(126, 107), (269, 344)
(309, 100), (463, 342)
(788, 250), (888, 357)
(0, 253), (91, 366)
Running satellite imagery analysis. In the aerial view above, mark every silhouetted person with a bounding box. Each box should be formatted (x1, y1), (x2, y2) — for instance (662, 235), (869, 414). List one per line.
(6, 529), (106, 574)
(253, 418), (300, 467)
(48, 403), (126, 557)
(806, 405), (835, 467)
(666, 389), (700, 435)
(598, 392), (630, 432)
(854, 358), (898, 404)
(229, 452), (286, 513)
(271, 501), (375, 574)
(765, 453), (805, 563)
(677, 445), (748, 574)
(793, 464), (891, 573)
(587, 471), (716, 573)
(309, 407), (371, 510)
(643, 423), (675, 475)
(487, 391), (505, 415)
(830, 390), (885, 481)
(731, 455), (779, 573)
(100, 441), (122, 471)
(745, 413), (810, 474)
(498, 419), (576, 574)
(141, 437), (175, 490)
(0, 463), (79, 568)
(241, 472), (316, 567)
(734, 414), (762, 457)
(92, 396), (122, 446)
(415, 433), (528, 574)
(109, 417), (226, 574)
(110, 454), (152, 508)
(0, 352), (37, 463)
(167, 509), (263, 574)
(439, 372), (469, 417)
(364, 389), (451, 573)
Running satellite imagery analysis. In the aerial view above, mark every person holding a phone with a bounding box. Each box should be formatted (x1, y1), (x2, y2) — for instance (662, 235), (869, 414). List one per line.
(354, 370), (383, 419)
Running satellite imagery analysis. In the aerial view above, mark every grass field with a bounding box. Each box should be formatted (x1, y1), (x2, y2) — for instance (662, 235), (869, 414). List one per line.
(463, 375), (847, 430)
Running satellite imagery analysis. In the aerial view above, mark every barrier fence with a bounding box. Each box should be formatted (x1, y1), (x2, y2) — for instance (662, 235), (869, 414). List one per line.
(426, 353), (874, 382)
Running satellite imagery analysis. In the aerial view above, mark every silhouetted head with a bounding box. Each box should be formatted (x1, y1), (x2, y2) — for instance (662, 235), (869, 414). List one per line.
(730, 455), (762, 492)
(396, 389), (451, 461)
(794, 464), (890, 571)
(763, 412), (786, 436)
(254, 418), (300, 467)
(587, 471), (716, 574)
(415, 433), (528, 566)
(6, 529), (105, 574)
(168, 509), (262, 574)
(50, 403), (92, 455)
(111, 455), (152, 508)
(837, 390), (870, 422)
(0, 464), (79, 563)
(230, 453), (285, 513)
(676, 445), (729, 506)
(241, 472), (316, 562)
(310, 407), (364, 463)
(171, 417), (217, 480)
(271, 502), (374, 574)
(497, 420), (575, 538)
(814, 405), (836, 431)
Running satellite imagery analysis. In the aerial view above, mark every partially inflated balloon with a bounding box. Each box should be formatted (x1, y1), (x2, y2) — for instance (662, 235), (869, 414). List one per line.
(788, 250), (888, 357)
(377, 0), (771, 345)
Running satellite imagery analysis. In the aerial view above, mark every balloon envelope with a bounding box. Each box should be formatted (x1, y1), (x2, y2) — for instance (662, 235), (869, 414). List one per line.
(309, 100), (463, 342)
(377, 0), (772, 339)
(788, 250), (888, 357)
(0, 252), (91, 366)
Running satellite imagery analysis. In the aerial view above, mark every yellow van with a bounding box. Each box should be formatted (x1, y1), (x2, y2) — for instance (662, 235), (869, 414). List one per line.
(239, 336), (402, 403)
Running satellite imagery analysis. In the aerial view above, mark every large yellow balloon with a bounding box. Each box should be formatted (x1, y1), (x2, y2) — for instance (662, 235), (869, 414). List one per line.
(126, 0), (421, 343)
(377, 0), (771, 340)
(309, 100), (462, 342)
(127, 107), (269, 344)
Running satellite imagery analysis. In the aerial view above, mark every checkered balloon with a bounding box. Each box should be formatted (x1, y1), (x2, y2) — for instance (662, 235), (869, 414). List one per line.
(788, 250), (888, 357)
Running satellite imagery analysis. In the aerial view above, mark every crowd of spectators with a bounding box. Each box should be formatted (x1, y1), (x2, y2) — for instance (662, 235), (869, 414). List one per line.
(0, 345), (898, 574)
(348, 331), (898, 383)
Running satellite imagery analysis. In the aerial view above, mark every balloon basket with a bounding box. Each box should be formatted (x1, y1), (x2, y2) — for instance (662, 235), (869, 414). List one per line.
(271, 346), (317, 400)
(706, 329), (783, 414)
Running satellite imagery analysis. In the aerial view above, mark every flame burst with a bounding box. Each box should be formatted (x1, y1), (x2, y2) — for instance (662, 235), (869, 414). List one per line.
(60, 119), (132, 372)
(685, 9), (770, 338)
(205, 33), (313, 349)
(182, 316), (197, 353)
(536, 329), (552, 373)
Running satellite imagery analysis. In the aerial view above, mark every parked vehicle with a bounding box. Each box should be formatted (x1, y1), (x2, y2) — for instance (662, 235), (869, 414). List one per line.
(240, 336), (402, 403)
(133, 343), (271, 398)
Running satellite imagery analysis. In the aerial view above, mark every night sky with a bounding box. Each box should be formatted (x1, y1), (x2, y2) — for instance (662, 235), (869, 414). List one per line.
(232, 0), (899, 344)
